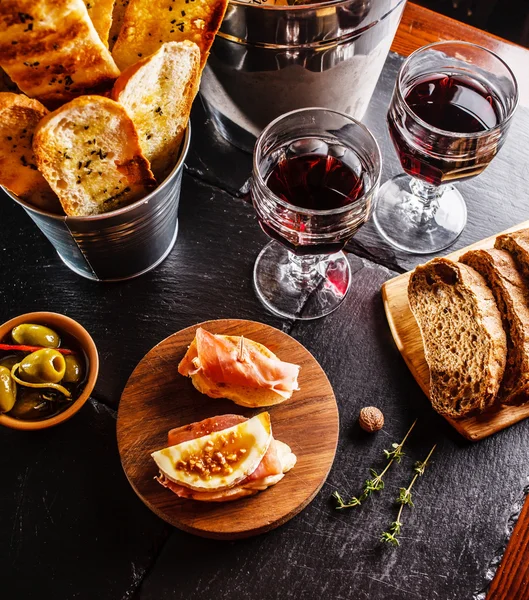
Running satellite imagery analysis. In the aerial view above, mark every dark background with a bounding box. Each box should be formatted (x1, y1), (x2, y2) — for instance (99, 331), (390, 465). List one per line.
(415, 0), (529, 47)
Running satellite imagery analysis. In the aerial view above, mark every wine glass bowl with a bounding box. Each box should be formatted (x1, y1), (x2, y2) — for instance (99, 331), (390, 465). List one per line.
(374, 41), (518, 254)
(251, 107), (381, 320)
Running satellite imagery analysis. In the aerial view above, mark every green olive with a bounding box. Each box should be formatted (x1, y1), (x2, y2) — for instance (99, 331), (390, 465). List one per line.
(8, 391), (49, 420)
(0, 365), (16, 413)
(12, 324), (60, 348)
(19, 349), (66, 384)
(63, 354), (83, 383)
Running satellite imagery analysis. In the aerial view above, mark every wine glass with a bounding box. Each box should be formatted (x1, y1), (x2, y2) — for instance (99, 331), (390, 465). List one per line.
(374, 41), (518, 254)
(251, 107), (381, 320)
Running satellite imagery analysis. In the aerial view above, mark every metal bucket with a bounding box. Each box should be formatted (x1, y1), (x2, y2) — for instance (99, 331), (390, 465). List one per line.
(200, 0), (406, 152)
(4, 126), (190, 282)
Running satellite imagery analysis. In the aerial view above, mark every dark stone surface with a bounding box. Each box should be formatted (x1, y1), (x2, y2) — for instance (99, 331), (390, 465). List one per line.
(1, 51), (529, 600)
(0, 399), (169, 600)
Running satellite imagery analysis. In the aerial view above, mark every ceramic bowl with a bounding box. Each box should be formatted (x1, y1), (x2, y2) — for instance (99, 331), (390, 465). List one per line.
(0, 312), (99, 430)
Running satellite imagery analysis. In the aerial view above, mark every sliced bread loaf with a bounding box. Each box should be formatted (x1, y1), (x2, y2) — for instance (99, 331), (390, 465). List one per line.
(495, 231), (529, 281)
(460, 248), (529, 405)
(111, 41), (201, 179)
(33, 95), (156, 216)
(0, 92), (61, 213)
(408, 257), (507, 419)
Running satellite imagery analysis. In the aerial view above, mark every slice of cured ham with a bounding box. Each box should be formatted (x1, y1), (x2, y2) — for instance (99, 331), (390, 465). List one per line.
(178, 328), (300, 399)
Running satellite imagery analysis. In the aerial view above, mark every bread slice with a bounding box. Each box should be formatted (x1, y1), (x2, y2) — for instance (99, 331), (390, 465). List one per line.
(33, 95), (156, 216)
(495, 230), (529, 281)
(111, 0), (228, 70)
(408, 257), (507, 419)
(108, 0), (130, 50)
(84, 0), (115, 47)
(0, 68), (18, 93)
(111, 41), (200, 179)
(0, 0), (120, 106)
(0, 92), (62, 213)
(460, 249), (529, 405)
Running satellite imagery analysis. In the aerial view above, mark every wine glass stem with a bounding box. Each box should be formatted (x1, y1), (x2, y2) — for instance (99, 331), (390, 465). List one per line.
(288, 253), (321, 285)
(409, 177), (444, 227)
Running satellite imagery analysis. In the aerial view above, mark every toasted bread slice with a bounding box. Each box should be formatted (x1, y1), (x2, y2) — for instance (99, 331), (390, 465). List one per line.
(0, 0), (120, 106)
(112, 41), (200, 179)
(84, 0), (115, 47)
(33, 95), (156, 216)
(408, 258), (506, 419)
(461, 248), (529, 405)
(111, 0), (228, 70)
(108, 0), (130, 50)
(0, 92), (61, 212)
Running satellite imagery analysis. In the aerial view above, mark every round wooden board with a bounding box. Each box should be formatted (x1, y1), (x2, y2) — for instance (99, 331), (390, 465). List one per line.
(117, 319), (339, 540)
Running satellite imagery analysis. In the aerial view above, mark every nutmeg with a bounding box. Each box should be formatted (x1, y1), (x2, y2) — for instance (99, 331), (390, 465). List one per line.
(358, 406), (384, 432)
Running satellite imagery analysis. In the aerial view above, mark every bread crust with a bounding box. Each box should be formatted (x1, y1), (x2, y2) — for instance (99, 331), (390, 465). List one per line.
(461, 248), (529, 405)
(408, 258), (507, 419)
(33, 95), (156, 216)
(111, 41), (201, 179)
(111, 0), (228, 70)
(0, 0), (120, 105)
(495, 231), (529, 282)
(0, 92), (61, 212)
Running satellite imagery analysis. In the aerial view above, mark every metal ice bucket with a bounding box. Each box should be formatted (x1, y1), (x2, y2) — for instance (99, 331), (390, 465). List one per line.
(200, 0), (406, 152)
(4, 127), (190, 282)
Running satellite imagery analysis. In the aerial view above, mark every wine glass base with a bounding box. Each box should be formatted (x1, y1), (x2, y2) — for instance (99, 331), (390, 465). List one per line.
(253, 242), (351, 320)
(373, 174), (467, 254)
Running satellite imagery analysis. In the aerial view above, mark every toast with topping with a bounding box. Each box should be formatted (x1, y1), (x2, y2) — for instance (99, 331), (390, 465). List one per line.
(0, 0), (120, 106)
(111, 0), (228, 70)
(112, 41), (200, 179)
(108, 0), (130, 50)
(33, 95), (156, 216)
(84, 0), (116, 47)
(408, 258), (507, 419)
(0, 92), (61, 212)
(461, 248), (529, 405)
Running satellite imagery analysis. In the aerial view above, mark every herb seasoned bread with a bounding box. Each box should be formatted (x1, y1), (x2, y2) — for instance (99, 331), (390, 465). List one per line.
(495, 231), (529, 282)
(0, 0), (120, 106)
(408, 258), (507, 419)
(108, 0), (130, 50)
(0, 92), (61, 212)
(461, 248), (529, 405)
(33, 95), (156, 216)
(111, 0), (229, 70)
(84, 0), (116, 47)
(112, 41), (201, 179)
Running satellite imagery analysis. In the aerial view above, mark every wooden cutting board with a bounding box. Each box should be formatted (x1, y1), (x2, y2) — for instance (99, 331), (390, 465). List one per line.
(382, 220), (529, 441)
(117, 319), (339, 539)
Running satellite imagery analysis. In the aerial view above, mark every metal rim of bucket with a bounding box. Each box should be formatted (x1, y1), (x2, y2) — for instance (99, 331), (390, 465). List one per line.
(230, 0), (384, 11)
(4, 124), (191, 222)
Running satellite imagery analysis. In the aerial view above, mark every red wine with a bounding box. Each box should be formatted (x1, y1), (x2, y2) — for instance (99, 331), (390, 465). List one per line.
(266, 154), (364, 211)
(389, 73), (502, 186)
(258, 153), (367, 256)
(405, 73), (498, 133)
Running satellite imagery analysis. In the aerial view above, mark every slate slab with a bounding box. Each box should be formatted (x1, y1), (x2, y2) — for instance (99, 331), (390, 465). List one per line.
(0, 399), (169, 600)
(136, 257), (529, 600)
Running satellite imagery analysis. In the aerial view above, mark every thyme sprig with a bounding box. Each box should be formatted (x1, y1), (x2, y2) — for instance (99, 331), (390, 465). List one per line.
(333, 419), (417, 509)
(380, 444), (436, 546)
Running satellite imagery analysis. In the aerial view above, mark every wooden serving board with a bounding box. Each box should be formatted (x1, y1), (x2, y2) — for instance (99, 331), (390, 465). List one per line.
(117, 319), (339, 539)
(382, 220), (529, 441)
